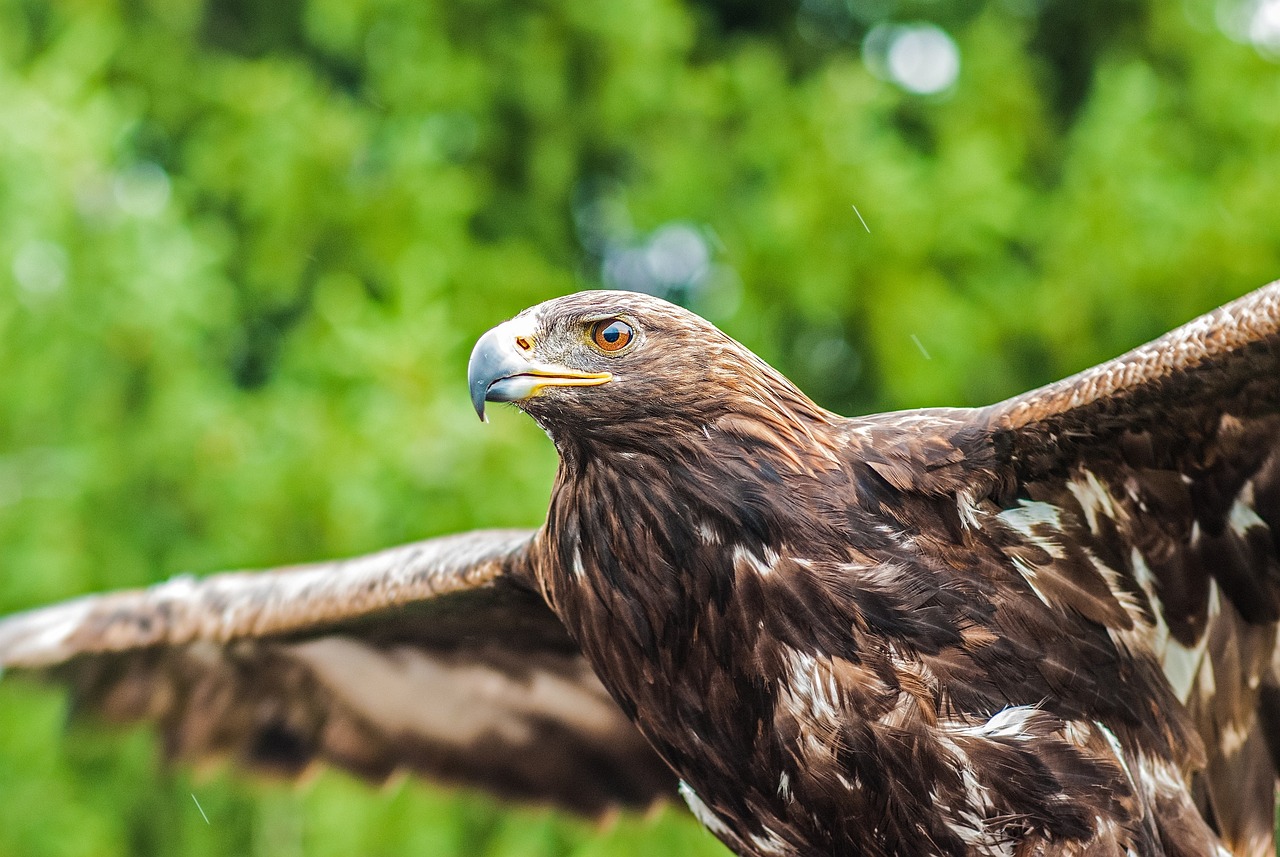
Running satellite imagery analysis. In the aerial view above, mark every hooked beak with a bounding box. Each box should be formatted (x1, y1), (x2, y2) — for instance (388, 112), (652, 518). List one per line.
(467, 321), (611, 421)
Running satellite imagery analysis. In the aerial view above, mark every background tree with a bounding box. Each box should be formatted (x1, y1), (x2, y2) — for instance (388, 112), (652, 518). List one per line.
(1, 0), (1278, 854)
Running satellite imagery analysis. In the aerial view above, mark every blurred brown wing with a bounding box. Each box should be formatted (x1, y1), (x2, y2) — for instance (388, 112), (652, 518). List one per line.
(981, 282), (1280, 856)
(0, 529), (674, 816)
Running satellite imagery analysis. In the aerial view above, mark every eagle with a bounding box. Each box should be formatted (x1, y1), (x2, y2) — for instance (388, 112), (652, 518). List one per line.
(2, 283), (1279, 857)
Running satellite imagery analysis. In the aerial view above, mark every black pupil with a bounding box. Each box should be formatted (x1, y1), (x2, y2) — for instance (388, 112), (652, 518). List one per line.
(601, 322), (626, 344)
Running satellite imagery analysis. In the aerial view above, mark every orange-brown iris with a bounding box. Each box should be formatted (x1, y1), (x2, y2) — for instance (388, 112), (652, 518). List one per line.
(591, 319), (633, 353)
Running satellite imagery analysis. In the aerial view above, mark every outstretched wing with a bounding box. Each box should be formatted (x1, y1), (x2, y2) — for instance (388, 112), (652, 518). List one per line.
(0, 529), (674, 816)
(981, 282), (1280, 856)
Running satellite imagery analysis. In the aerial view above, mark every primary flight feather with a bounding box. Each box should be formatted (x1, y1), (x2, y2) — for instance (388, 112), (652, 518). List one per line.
(2, 283), (1279, 857)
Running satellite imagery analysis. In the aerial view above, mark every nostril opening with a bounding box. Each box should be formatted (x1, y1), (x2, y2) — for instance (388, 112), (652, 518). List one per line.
(515, 335), (533, 352)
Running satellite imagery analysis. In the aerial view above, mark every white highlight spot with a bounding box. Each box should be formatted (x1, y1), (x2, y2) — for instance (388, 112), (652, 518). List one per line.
(1250, 0), (1280, 54)
(864, 23), (962, 94)
(1219, 0), (1280, 59)
(113, 162), (171, 218)
(645, 223), (711, 285)
(12, 240), (68, 300)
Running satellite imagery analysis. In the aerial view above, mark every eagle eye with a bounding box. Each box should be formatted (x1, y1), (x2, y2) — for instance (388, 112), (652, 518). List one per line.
(590, 319), (634, 353)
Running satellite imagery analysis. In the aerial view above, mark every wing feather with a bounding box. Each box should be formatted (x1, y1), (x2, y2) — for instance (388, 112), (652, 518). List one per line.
(981, 281), (1280, 857)
(0, 529), (674, 816)
(995, 283), (1280, 434)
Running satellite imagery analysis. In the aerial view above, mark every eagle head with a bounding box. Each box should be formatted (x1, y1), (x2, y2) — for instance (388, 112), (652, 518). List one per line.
(468, 290), (819, 444)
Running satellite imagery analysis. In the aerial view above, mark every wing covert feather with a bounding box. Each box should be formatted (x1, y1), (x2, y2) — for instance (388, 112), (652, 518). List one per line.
(978, 282), (1280, 857)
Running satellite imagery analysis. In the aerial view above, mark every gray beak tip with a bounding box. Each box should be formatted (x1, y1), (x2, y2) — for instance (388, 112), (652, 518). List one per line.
(469, 326), (511, 424)
(470, 390), (489, 423)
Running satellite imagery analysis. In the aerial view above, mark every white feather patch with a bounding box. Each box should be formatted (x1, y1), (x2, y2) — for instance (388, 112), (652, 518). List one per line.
(1065, 470), (1121, 535)
(747, 828), (789, 856)
(960, 705), (1041, 741)
(732, 544), (779, 577)
(697, 521), (720, 545)
(779, 648), (842, 725)
(679, 781), (731, 838)
(1228, 496), (1267, 539)
(998, 500), (1067, 560)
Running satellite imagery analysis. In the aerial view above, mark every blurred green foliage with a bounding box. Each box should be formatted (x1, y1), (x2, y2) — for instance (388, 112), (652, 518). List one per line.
(1, 0), (1278, 854)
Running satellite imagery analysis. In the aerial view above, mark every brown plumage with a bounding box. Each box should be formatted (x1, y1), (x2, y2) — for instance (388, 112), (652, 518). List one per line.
(3, 282), (1280, 856)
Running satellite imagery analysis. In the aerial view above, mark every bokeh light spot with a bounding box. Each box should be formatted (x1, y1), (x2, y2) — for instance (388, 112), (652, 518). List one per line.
(1249, 0), (1280, 55)
(1217, 0), (1280, 58)
(645, 224), (711, 287)
(112, 162), (171, 218)
(864, 23), (961, 95)
(11, 240), (68, 301)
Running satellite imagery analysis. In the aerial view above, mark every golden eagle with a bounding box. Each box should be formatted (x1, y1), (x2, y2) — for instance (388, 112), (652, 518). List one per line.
(2, 283), (1279, 857)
